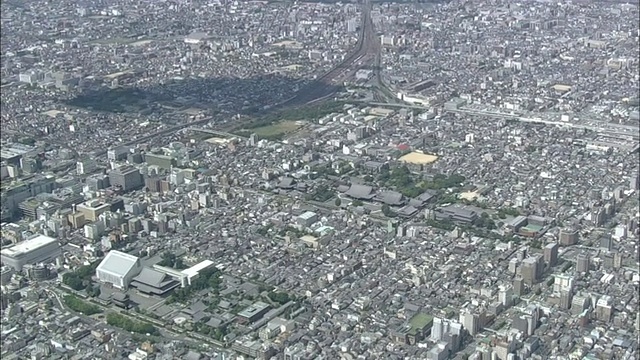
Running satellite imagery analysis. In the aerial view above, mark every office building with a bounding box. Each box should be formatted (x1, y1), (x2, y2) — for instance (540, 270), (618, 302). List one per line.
(431, 317), (447, 341)
(0, 235), (62, 271)
(560, 289), (573, 310)
(595, 296), (613, 322)
(544, 243), (559, 267)
(499, 285), (514, 307)
(553, 274), (574, 294)
(76, 159), (97, 175)
(95, 250), (143, 290)
(145, 176), (163, 193)
(576, 254), (590, 273)
(571, 294), (590, 315)
(559, 228), (579, 246)
(108, 166), (143, 192)
(521, 256), (543, 285)
(427, 342), (450, 360)
(85, 174), (110, 191)
(513, 277), (525, 296)
(460, 310), (479, 336)
(76, 200), (111, 222)
(107, 146), (129, 162)
(630, 173), (639, 191)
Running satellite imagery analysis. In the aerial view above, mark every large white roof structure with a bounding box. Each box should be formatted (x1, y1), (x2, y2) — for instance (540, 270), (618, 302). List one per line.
(0, 235), (58, 258)
(181, 259), (215, 279)
(96, 250), (140, 277)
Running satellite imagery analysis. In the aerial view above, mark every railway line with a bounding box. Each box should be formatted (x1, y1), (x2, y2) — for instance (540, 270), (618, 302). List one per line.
(90, 0), (380, 157)
(277, 0), (378, 108)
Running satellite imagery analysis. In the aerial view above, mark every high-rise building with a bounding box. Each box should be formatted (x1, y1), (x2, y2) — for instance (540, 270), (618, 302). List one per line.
(521, 256), (542, 285)
(460, 310), (479, 336)
(595, 296), (613, 322)
(593, 208), (606, 227)
(346, 18), (358, 33)
(576, 254), (590, 273)
(499, 285), (513, 307)
(559, 229), (579, 246)
(513, 305), (540, 338)
(571, 294), (590, 315)
(630, 173), (639, 191)
(560, 289), (573, 310)
(595, 296), (612, 322)
(431, 317), (445, 341)
(144, 176), (162, 193)
(108, 166), (143, 192)
(553, 274), (574, 295)
(76, 159), (97, 175)
(513, 277), (525, 296)
(544, 243), (559, 267)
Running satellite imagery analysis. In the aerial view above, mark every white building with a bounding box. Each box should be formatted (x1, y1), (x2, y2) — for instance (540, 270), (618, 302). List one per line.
(0, 235), (61, 271)
(96, 250), (142, 289)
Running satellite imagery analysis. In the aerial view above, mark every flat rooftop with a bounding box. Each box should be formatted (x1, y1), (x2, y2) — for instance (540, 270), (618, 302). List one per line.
(238, 301), (270, 319)
(298, 211), (317, 220)
(1, 235), (58, 258)
(181, 259), (215, 278)
(408, 313), (433, 335)
(0, 143), (36, 160)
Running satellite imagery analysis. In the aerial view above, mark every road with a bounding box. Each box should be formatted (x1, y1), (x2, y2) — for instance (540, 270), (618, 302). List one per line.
(43, 287), (65, 310)
(352, 100), (640, 141)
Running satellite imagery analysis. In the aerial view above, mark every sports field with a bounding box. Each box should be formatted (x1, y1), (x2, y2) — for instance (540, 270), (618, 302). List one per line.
(399, 151), (439, 164)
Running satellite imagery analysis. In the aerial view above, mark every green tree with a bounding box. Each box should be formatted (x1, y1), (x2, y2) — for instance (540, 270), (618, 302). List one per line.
(268, 292), (294, 305)
(158, 252), (188, 269)
(352, 200), (364, 207)
(106, 313), (159, 335)
(63, 295), (102, 315)
(63, 273), (85, 291)
(381, 204), (394, 217)
(335, 198), (342, 207)
(86, 285), (101, 298)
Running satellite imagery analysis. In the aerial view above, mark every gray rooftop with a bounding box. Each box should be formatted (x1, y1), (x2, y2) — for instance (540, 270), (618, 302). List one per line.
(345, 184), (375, 200)
(131, 267), (167, 288)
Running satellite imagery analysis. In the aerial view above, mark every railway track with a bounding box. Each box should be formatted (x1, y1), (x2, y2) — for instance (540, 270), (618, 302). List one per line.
(276, 0), (377, 108)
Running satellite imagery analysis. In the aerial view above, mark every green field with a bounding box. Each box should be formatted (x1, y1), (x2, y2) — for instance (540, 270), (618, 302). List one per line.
(251, 121), (301, 137)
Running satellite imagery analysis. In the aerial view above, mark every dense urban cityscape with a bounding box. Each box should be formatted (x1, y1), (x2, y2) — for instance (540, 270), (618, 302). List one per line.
(1, 0), (639, 359)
